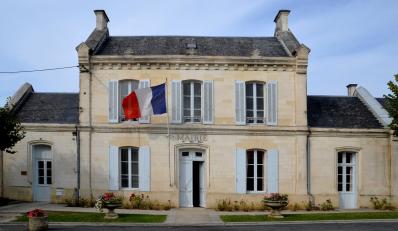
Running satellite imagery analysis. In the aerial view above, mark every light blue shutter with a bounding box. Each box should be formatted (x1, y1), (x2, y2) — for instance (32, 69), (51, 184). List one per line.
(267, 149), (279, 193)
(266, 81), (278, 125)
(139, 146), (150, 191)
(236, 148), (246, 194)
(235, 81), (246, 125)
(108, 145), (119, 190)
(203, 80), (214, 124)
(171, 80), (182, 123)
(108, 80), (119, 123)
(139, 79), (151, 124)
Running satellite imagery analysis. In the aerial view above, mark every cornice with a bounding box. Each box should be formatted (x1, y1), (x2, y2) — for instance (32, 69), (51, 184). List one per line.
(87, 55), (301, 72)
(309, 127), (390, 138)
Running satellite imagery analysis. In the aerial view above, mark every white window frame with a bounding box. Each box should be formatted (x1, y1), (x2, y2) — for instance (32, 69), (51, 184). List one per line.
(246, 149), (265, 193)
(120, 147), (139, 189)
(118, 79), (139, 122)
(183, 80), (202, 123)
(245, 82), (266, 124)
(337, 151), (355, 193)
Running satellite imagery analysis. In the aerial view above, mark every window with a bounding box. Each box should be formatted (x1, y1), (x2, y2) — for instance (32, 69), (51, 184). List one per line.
(109, 79), (151, 123)
(235, 80), (277, 125)
(246, 149), (264, 192)
(119, 80), (139, 121)
(183, 81), (202, 122)
(337, 152), (355, 192)
(120, 147), (139, 188)
(246, 82), (265, 124)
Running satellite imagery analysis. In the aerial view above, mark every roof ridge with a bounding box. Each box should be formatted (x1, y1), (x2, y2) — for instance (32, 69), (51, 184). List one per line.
(108, 35), (277, 39)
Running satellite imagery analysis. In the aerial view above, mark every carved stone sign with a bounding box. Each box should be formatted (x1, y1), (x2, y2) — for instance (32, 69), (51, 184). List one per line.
(171, 134), (207, 144)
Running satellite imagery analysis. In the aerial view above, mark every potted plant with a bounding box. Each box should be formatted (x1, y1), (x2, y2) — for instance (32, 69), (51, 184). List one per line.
(95, 192), (123, 219)
(263, 193), (289, 218)
(27, 209), (48, 231)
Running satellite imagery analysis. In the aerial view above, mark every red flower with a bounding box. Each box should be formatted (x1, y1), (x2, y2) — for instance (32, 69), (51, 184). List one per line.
(26, 209), (47, 218)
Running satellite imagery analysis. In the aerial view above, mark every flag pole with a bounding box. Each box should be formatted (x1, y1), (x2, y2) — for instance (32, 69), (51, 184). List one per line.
(166, 78), (172, 187)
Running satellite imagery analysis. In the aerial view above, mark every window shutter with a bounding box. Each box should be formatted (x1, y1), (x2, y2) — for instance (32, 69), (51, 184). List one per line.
(266, 81), (278, 125)
(108, 80), (119, 123)
(139, 79), (151, 124)
(203, 80), (214, 124)
(108, 145), (119, 190)
(171, 80), (182, 124)
(267, 149), (279, 193)
(235, 81), (246, 125)
(139, 146), (150, 191)
(236, 148), (246, 194)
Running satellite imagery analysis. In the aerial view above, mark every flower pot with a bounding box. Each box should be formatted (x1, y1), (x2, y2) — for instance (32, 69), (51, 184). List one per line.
(264, 200), (288, 218)
(103, 203), (122, 219)
(28, 216), (48, 231)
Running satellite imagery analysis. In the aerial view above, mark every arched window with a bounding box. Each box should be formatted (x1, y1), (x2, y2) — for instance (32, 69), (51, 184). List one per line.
(183, 80), (202, 122)
(120, 146), (139, 188)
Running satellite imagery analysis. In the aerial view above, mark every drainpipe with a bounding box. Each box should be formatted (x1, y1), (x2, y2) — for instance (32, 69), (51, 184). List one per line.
(88, 63), (93, 201)
(75, 125), (81, 202)
(306, 129), (314, 204)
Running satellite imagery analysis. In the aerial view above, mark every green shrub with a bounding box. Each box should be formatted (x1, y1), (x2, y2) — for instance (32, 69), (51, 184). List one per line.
(128, 193), (173, 210)
(370, 197), (395, 210)
(320, 199), (334, 211)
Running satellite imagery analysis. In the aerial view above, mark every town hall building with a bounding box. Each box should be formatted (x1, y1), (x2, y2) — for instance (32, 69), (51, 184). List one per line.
(4, 9), (398, 209)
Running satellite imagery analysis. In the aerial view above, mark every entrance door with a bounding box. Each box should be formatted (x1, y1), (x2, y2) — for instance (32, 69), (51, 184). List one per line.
(179, 157), (193, 207)
(179, 150), (205, 207)
(33, 145), (52, 202)
(338, 151), (357, 209)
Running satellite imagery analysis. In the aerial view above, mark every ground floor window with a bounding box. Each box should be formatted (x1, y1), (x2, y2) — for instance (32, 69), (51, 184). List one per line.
(337, 151), (355, 192)
(246, 149), (264, 192)
(120, 147), (139, 188)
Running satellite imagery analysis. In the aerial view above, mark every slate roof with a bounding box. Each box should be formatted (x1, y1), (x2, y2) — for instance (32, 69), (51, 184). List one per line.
(93, 36), (290, 57)
(376, 97), (387, 109)
(14, 93), (79, 124)
(307, 96), (383, 129)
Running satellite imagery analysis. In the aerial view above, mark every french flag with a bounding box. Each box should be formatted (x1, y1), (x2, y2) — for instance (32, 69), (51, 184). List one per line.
(122, 83), (166, 120)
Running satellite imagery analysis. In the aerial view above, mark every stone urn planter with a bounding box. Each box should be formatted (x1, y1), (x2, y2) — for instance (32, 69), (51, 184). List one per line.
(27, 209), (48, 231)
(103, 203), (122, 219)
(29, 216), (48, 231)
(264, 200), (288, 218)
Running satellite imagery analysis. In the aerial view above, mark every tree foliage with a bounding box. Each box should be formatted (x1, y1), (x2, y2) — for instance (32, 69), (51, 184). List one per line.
(0, 98), (25, 153)
(384, 74), (398, 135)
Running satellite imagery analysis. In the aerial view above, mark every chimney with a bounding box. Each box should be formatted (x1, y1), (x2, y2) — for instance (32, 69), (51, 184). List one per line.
(94, 10), (109, 30)
(346, 84), (358, 96)
(274, 9), (290, 33)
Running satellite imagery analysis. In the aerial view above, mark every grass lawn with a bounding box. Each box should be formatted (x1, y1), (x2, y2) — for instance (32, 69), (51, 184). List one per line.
(15, 211), (166, 223)
(221, 212), (398, 222)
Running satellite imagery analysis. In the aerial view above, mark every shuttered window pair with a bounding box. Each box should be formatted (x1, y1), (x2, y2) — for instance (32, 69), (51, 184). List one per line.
(236, 148), (279, 194)
(171, 80), (214, 124)
(235, 80), (277, 125)
(109, 145), (150, 191)
(108, 79), (151, 123)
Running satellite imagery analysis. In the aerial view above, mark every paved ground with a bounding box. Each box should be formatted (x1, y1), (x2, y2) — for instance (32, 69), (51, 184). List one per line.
(165, 208), (222, 224)
(1, 221), (398, 231)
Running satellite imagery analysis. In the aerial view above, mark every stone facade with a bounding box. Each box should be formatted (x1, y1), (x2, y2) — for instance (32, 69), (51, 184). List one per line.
(4, 9), (397, 209)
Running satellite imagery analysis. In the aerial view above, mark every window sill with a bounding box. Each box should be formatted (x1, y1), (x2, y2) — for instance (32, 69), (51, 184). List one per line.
(246, 191), (266, 194)
(120, 188), (140, 191)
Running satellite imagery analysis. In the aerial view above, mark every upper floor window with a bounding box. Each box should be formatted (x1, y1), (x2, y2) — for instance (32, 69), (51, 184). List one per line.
(171, 80), (214, 124)
(246, 82), (265, 124)
(235, 80), (277, 126)
(119, 80), (139, 121)
(108, 79), (150, 123)
(183, 81), (202, 123)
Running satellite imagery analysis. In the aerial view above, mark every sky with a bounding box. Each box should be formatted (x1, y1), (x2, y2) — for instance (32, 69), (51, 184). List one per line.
(1, 0), (397, 105)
